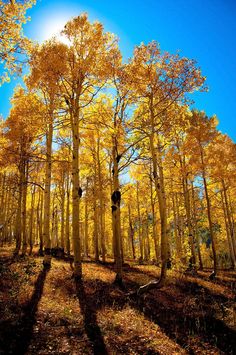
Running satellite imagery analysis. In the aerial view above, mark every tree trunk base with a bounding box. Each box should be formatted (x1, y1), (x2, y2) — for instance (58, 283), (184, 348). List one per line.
(13, 248), (20, 257)
(43, 254), (52, 269)
(209, 270), (216, 280)
(22, 244), (27, 256)
(73, 273), (82, 282)
(38, 248), (44, 256)
(114, 273), (125, 290)
(73, 262), (82, 281)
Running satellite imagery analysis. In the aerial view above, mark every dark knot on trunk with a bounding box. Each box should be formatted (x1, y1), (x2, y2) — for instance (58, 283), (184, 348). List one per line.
(111, 190), (121, 205)
(78, 187), (82, 197)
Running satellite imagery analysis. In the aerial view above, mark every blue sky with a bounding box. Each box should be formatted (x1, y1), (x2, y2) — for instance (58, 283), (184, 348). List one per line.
(1, 0), (235, 141)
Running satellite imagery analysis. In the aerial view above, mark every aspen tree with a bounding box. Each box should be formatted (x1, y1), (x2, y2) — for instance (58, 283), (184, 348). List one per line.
(129, 42), (205, 293)
(29, 185), (36, 254)
(65, 171), (71, 256)
(0, 0), (35, 84)
(4, 87), (42, 255)
(207, 133), (236, 268)
(60, 14), (118, 279)
(28, 40), (66, 266)
(188, 111), (218, 277)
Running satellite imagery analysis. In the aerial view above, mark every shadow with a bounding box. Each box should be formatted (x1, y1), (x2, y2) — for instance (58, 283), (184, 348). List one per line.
(0, 254), (15, 267)
(74, 279), (161, 354)
(195, 270), (236, 290)
(43, 260), (235, 354)
(131, 290), (236, 354)
(117, 263), (236, 291)
(91, 263), (236, 354)
(103, 262), (235, 302)
(0, 267), (49, 355)
(75, 279), (108, 355)
(123, 276), (236, 354)
(101, 262), (159, 278)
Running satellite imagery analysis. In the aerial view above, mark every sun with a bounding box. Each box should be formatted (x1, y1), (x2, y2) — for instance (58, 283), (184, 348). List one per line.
(41, 16), (69, 41)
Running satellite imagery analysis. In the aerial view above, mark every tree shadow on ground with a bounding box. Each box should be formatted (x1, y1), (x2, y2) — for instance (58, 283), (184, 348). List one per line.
(73, 279), (162, 354)
(0, 266), (49, 355)
(193, 269), (236, 290)
(126, 278), (236, 353)
(75, 279), (108, 355)
(96, 263), (236, 354)
(111, 263), (235, 302)
(0, 254), (15, 267)
(25, 260), (236, 354)
(108, 261), (236, 291)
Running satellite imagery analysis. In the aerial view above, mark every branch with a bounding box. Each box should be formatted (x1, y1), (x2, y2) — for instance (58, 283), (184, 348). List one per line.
(26, 181), (45, 190)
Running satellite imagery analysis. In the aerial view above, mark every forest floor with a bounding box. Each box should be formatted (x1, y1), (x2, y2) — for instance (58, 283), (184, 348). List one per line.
(0, 246), (235, 355)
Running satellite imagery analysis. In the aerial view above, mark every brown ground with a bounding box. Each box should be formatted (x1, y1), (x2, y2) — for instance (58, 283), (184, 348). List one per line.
(0, 246), (235, 355)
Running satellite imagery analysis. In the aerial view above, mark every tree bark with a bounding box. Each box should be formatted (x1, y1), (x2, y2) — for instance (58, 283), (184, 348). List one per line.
(201, 149), (217, 277)
(136, 182), (143, 261)
(128, 205), (135, 259)
(84, 178), (89, 257)
(22, 160), (28, 255)
(222, 181), (236, 268)
(29, 184), (36, 255)
(172, 191), (182, 263)
(65, 173), (71, 256)
(43, 121), (53, 267)
(111, 135), (122, 284)
(93, 174), (99, 262)
(149, 131), (168, 287)
(97, 136), (106, 262)
(182, 175), (196, 269)
(60, 174), (65, 251)
(150, 172), (159, 262)
(191, 182), (203, 270)
(71, 117), (82, 279)
(14, 160), (24, 255)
